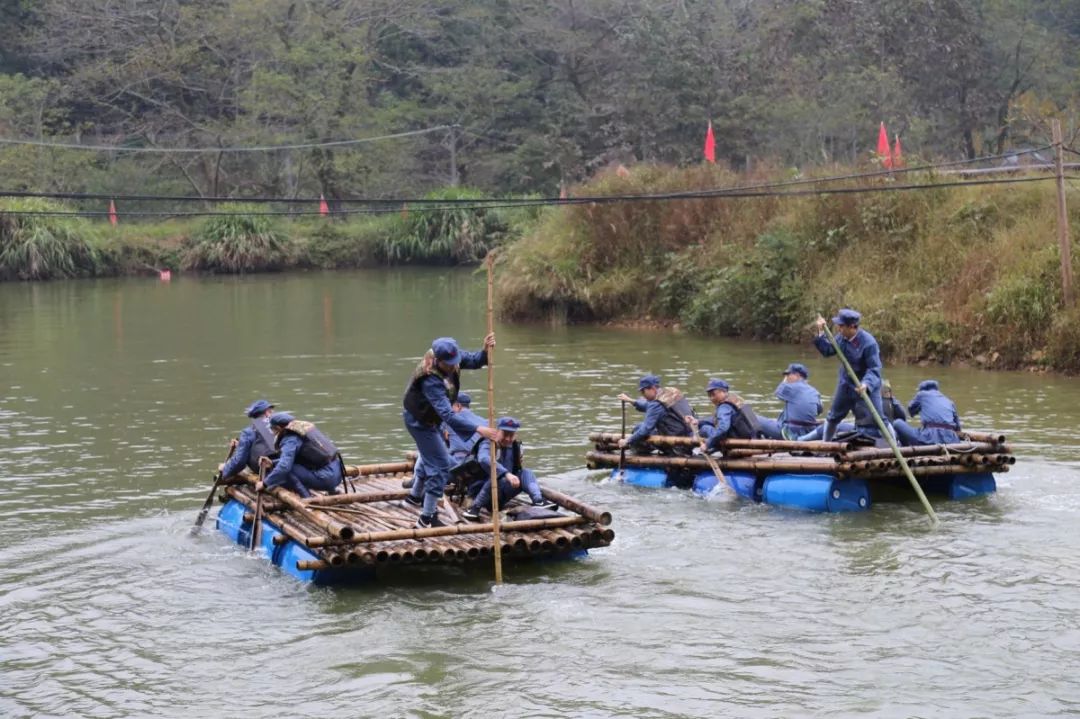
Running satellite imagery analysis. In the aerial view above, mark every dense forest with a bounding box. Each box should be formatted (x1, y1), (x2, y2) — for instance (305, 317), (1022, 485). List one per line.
(1, 0), (1079, 199)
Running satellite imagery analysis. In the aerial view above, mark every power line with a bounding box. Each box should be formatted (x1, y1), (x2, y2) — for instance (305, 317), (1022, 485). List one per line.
(0, 175), (1062, 218)
(0, 146), (1051, 206)
(0, 125), (453, 153)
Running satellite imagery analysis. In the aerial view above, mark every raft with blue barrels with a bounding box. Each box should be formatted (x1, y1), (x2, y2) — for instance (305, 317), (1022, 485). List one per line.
(212, 459), (614, 585)
(586, 431), (1013, 513)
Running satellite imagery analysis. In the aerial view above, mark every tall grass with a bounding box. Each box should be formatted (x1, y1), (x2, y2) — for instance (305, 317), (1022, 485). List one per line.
(0, 198), (102, 280)
(181, 204), (294, 273)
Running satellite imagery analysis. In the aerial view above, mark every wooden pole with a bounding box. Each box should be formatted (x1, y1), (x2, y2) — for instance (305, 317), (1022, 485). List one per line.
(486, 252), (503, 584)
(820, 319), (939, 526)
(1053, 119), (1073, 307)
(617, 400), (627, 482)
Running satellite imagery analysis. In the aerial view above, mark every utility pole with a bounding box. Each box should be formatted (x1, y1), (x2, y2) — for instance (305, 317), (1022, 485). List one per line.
(1052, 119), (1073, 307)
(448, 125), (459, 187)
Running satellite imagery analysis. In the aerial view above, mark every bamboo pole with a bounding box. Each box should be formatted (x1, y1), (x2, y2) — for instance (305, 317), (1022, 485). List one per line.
(236, 471), (356, 540)
(539, 487), (613, 525)
(959, 431), (1007, 445)
(486, 252), (503, 584)
(344, 461), (414, 477)
(304, 490), (413, 507)
(819, 318), (938, 526)
(586, 450), (838, 473)
(842, 442), (1009, 462)
(307, 515), (590, 547)
(589, 432), (849, 453)
(1053, 119), (1074, 307)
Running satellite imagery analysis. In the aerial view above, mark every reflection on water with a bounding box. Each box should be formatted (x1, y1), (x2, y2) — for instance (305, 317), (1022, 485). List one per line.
(1, 269), (1078, 718)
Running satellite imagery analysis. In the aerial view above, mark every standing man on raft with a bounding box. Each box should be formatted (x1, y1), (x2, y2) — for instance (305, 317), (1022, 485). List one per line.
(813, 308), (885, 443)
(403, 336), (498, 529)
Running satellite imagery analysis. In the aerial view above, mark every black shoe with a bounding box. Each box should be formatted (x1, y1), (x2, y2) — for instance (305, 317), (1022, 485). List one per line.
(531, 497), (557, 509)
(400, 494), (422, 510)
(415, 513), (446, 529)
(462, 505), (483, 522)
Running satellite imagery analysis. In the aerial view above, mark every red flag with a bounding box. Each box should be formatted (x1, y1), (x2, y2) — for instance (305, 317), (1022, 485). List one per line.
(319, 193), (329, 216)
(108, 200), (118, 226)
(893, 135), (903, 168)
(703, 120), (716, 163)
(877, 122), (893, 169)
(159, 270), (171, 282)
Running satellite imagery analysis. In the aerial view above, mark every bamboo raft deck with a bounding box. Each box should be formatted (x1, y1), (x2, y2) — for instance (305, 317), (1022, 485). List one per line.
(586, 431), (1015, 511)
(214, 460), (614, 584)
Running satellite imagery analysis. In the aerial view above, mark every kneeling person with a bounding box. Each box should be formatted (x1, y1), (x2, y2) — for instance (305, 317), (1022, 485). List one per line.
(893, 380), (962, 446)
(255, 413), (344, 498)
(617, 374), (694, 452)
(219, 399), (278, 477)
(463, 417), (553, 521)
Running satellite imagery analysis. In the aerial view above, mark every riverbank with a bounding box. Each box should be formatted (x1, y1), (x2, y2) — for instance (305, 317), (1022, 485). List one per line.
(0, 190), (535, 280)
(495, 163), (1080, 372)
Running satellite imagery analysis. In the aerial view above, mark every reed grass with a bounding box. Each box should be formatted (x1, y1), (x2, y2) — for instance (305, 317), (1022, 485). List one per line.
(0, 198), (102, 280)
(181, 204), (293, 273)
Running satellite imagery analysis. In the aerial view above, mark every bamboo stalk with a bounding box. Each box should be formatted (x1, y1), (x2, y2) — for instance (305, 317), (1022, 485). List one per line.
(296, 560), (331, 571)
(842, 442), (1008, 462)
(344, 461), (414, 477)
(958, 431), (1007, 445)
(236, 472), (355, 540)
(586, 450), (838, 473)
(307, 515), (591, 547)
(589, 432), (850, 453)
(539, 487), (612, 525)
(304, 490), (413, 507)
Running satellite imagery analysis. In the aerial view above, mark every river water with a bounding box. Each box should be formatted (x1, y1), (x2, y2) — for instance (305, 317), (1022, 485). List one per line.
(1, 269), (1078, 718)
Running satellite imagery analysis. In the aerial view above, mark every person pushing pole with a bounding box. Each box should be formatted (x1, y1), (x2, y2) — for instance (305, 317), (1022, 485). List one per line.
(814, 310), (939, 525)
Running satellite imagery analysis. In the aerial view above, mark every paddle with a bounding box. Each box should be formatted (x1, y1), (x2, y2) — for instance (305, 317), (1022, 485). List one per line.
(817, 314), (939, 526)
(190, 439), (238, 535)
(485, 252), (503, 584)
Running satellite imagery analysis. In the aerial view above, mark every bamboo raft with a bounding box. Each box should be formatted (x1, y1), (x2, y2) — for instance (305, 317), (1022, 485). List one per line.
(586, 431), (1014, 512)
(214, 459), (614, 584)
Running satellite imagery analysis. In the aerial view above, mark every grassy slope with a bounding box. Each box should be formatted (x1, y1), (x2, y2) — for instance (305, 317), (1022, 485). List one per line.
(496, 164), (1080, 372)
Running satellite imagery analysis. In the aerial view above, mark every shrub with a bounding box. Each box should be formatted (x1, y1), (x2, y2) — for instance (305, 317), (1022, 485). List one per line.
(381, 188), (508, 264)
(0, 198), (102, 280)
(181, 204), (293, 273)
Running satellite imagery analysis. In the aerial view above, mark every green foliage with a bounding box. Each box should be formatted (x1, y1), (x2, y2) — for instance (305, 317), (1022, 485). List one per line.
(381, 188), (508, 265)
(299, 217), (390, 269)
(181, 205), (293, 273)
(0, 198), (102, 280)
(682, 230), (807, 339)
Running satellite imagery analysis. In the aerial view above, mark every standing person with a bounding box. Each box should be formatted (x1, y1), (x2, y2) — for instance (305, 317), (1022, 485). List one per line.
(403, 336), (498, 528)
(892, 380), (962, 446)
(758, 363), (823, 440)
(462, 416), (554, 521)
(616, 374), (694, 450)
(404, 391), (488, 499)
(812, 308), (884, 442)
(880, 379), (908, 422)
(219, 399), (278, 477)
(685, 379), (764, 451)
(254, 413), (344, 498)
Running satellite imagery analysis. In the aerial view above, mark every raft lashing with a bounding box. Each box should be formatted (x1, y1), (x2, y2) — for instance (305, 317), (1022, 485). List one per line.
(215, 459), (614, 585)
(586, 431), (1014, 513)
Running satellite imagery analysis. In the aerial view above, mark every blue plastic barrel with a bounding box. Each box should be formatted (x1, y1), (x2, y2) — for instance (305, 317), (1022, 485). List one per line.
(692, 470), (760, 501)
(615, 467), (670, 488)
(762, 474), (870, 512)
(948, 472), (996, 500)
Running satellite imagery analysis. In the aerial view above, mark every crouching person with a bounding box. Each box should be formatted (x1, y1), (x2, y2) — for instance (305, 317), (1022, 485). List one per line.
(255, 412), (344, 498)
(893, 380), (962, 446)
(462, 417), (554, 521)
